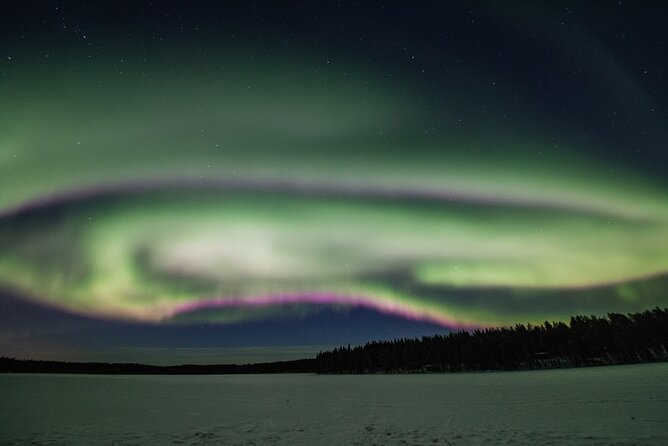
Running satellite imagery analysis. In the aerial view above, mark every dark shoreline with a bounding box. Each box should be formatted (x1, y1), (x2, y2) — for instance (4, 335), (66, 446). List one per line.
(2, 356), (667, 376)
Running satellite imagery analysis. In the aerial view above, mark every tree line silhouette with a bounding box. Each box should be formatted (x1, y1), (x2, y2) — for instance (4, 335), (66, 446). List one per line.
(316, 308), (668, 373)
(2, 308), (667, 374)
(0, 357), (316, 374)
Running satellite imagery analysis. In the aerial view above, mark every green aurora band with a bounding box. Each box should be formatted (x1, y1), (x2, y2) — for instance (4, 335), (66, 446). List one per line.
(1, 57), (668, 327)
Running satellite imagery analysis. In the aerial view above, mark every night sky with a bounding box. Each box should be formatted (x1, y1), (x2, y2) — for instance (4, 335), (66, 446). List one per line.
(1, 1), (667, 364)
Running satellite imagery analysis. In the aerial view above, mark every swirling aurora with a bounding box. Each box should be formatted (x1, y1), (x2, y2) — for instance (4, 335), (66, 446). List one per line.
(1, 2), (667, 360)
(2, 82), (667, 327)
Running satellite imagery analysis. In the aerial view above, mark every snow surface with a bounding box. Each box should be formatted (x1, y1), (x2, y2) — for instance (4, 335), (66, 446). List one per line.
(1, 362), (667, 445)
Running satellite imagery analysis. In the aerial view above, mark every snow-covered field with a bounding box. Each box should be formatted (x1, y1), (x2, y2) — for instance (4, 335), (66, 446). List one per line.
(1, 362), (666, 445)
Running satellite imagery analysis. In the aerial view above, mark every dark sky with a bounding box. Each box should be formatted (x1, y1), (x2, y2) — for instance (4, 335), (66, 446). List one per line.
(1, 1), (667, 364)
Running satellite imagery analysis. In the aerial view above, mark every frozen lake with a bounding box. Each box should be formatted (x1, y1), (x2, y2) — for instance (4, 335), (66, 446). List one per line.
(1, 363), (667, 445)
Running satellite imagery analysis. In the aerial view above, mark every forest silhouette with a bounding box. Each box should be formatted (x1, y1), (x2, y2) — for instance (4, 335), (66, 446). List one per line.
(316, 308), (668, 373)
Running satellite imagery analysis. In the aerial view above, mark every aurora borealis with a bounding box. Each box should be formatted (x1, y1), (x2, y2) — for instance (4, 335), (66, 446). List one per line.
(1, 1), (667, 363)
